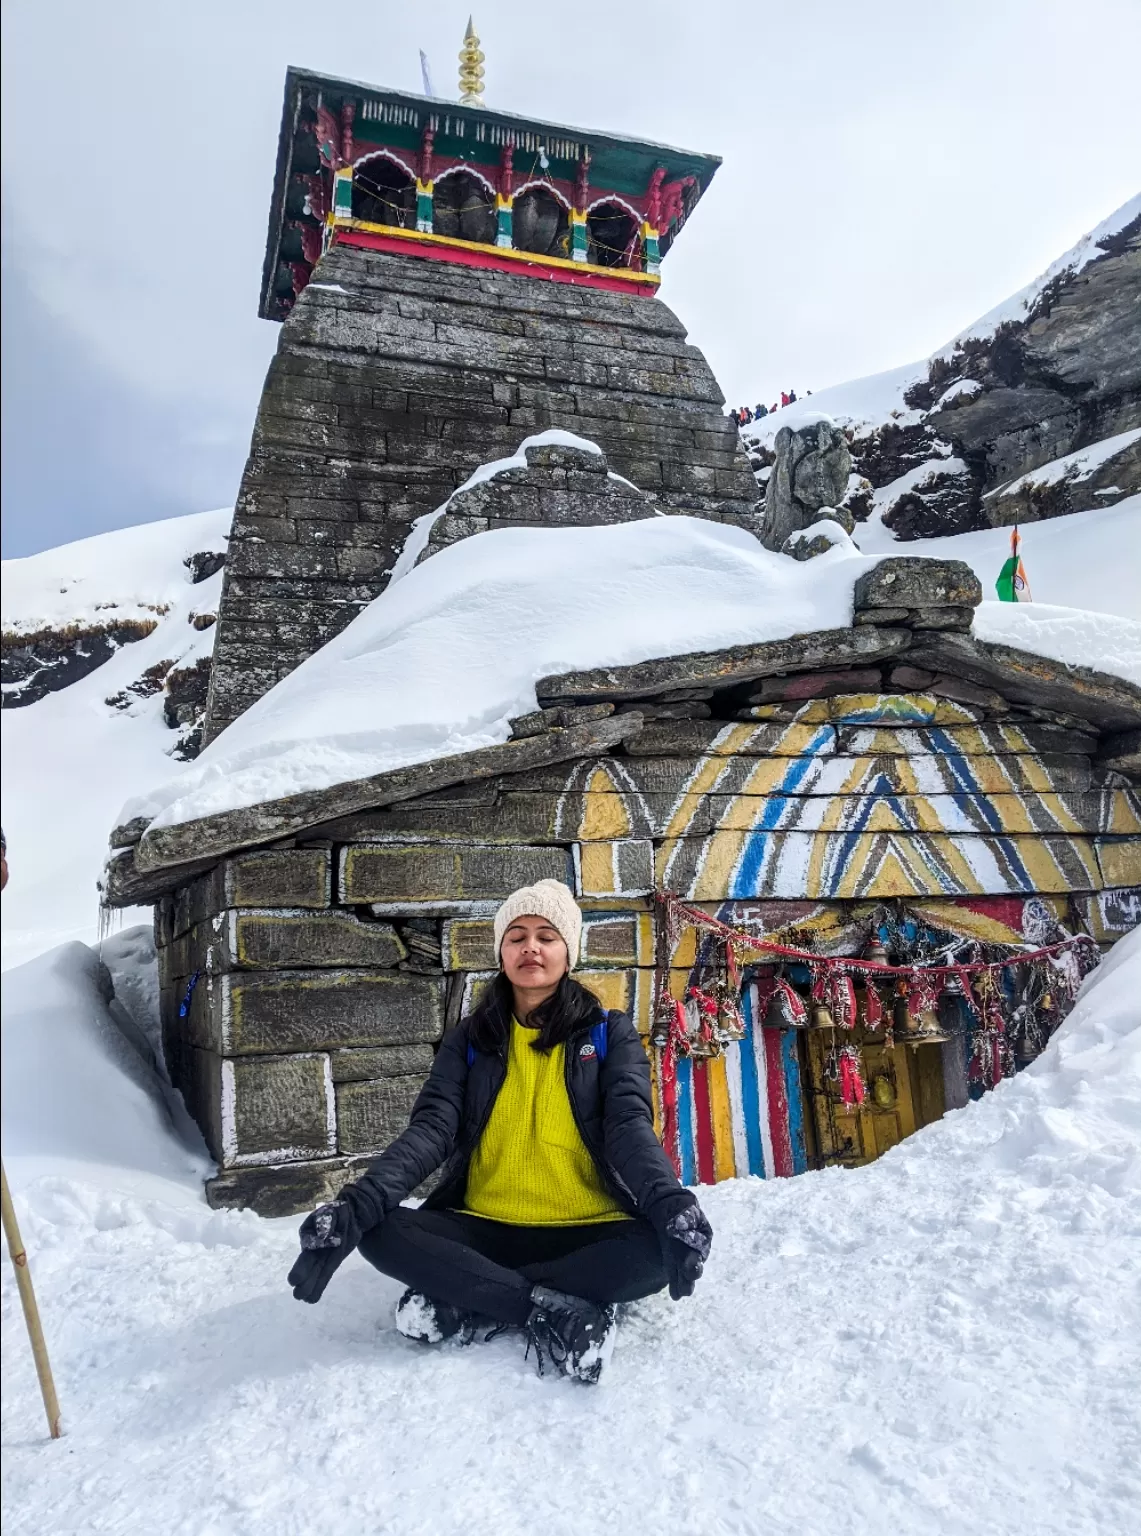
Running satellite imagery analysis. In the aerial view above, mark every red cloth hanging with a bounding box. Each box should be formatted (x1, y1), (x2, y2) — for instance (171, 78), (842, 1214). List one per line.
(839, 1046), (866, 1105)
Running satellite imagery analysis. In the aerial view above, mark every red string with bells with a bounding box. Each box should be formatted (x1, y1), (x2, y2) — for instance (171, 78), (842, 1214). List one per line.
(650, 891), (1098, 1064)
(653, 892), (1099, 982)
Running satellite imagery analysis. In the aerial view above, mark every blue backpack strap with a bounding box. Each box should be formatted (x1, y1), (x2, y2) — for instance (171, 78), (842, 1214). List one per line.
(467, 1042), (476, 1067)
(589, 1011), (609, 1062)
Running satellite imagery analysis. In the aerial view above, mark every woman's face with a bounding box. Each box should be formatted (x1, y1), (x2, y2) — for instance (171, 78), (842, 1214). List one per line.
(500, 915), (569, 993)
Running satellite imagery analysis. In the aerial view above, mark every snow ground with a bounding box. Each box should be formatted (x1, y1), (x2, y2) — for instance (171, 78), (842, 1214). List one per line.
(742, 364), (923, 449)
(1, 511), (232, 969)
(0, 507), (231, 637)
(2, 926), (1139, 1536)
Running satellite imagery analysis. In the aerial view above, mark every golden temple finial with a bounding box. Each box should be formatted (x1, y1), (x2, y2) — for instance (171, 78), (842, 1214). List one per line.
(458, 16), (485, 105)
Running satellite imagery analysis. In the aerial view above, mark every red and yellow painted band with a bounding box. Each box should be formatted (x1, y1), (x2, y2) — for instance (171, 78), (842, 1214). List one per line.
(331, 219), (661, 288)
(706, 1053), (737, 1181)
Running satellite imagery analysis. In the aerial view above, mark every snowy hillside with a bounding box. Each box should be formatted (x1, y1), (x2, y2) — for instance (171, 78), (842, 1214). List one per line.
(3, 920), (1138, 1534)
(0, 511), (229, 968)
(743, 195), (1141, 541)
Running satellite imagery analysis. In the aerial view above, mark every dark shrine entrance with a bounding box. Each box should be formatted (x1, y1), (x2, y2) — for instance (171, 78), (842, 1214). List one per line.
(352, 156), (415, 227)
(513, 187), (570, 257)
(803, 1020), (948, 1167)
(587, 201), (640, 268)
(433, 171), (497, 245)
(657, 895), (1093, 1183)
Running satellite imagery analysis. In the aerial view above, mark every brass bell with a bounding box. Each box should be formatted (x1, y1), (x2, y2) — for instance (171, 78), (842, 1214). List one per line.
(906, 1006), (948, 1045)
(649, 1016), (671, 1050)
(810, 1002), (835, 1029)
(864, 937), (889, 965)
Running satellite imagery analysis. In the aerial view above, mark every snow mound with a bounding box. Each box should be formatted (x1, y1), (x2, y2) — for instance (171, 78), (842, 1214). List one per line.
(0, 939), (209, 1193)
(973, 601), (1141, 686)
(121, 515), (881, 832)
(2, 934), (1138, 1534)
(120, 508), (1141, 836)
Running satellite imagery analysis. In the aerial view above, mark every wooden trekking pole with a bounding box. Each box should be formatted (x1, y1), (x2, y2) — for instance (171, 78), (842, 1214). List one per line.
(1, 1159), (62, 1438)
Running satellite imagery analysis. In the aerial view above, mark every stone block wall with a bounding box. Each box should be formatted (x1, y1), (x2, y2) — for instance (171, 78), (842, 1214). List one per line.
(204, 244), (758, 739)
(158, 601), (1141, 1213)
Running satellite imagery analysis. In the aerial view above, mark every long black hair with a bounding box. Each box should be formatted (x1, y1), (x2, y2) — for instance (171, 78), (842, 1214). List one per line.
(467, 972), (602, 1056)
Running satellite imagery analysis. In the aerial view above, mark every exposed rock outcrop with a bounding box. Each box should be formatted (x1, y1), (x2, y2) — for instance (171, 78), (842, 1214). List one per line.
(744, 203), (1141, 540)
(761, 419), (852, 550)
(2, 619), (158, 708)
(981, 429), (1140, 527)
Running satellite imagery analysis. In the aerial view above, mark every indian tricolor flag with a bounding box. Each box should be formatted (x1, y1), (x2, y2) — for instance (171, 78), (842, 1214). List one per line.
(995, 525), (1032, 602)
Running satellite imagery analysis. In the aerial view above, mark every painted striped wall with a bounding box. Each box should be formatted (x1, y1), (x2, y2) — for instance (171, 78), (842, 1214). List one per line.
(660, 983), (809, 1183)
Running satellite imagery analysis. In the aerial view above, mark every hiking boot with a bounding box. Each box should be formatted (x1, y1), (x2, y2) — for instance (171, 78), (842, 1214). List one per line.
(394, 1288), (472, 1344)
(526, 1285), (617, 1384)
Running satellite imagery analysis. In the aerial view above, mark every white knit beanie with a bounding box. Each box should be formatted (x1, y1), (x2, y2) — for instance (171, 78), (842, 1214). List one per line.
(493, 879), (582, 969)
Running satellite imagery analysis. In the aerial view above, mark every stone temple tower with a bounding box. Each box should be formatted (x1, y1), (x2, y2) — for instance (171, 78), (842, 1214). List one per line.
(204, 35), (758, 740)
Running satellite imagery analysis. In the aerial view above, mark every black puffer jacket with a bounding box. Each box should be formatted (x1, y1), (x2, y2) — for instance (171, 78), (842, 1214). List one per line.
(346, 1007), (692, 1234)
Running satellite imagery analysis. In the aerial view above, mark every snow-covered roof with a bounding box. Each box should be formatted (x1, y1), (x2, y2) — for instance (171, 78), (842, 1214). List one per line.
(120, 516), (878, 833)
(116, 507), (1141, 843)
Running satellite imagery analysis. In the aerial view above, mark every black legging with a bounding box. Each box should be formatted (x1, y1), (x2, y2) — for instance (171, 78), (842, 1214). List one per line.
(359, 1206), (669, 1326)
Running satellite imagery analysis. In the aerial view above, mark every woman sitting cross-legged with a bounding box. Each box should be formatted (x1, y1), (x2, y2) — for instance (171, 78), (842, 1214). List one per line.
(287, 879), (712, 1384)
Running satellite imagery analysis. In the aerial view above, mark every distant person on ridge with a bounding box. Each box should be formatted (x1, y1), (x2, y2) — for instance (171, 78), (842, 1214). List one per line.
(780, 391), (790, 408)
(788, 388), (797, 404)
(755, 403), (767, 418)
(287, 880), (713, 1385)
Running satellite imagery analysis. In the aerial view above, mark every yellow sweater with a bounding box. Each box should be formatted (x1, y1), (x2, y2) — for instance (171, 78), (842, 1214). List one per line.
(463, 1018), (629, 1226)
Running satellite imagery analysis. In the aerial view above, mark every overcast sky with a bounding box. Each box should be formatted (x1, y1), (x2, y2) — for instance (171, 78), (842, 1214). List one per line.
(2, 0), (1138, 558)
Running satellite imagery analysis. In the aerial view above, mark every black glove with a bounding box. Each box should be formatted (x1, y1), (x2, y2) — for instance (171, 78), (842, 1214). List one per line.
(660, 1198), (713, 1300)
(288, 1197), (364, 1304)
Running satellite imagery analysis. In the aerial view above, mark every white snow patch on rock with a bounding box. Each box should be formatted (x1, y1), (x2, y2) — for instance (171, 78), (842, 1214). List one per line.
(991, 428), (1141, 498)
(871, 456), (968, 515)
(388, 428), (606, 584)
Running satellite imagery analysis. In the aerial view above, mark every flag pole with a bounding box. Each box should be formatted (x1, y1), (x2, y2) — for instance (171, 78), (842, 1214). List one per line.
(1, 1160), (62, 1439)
